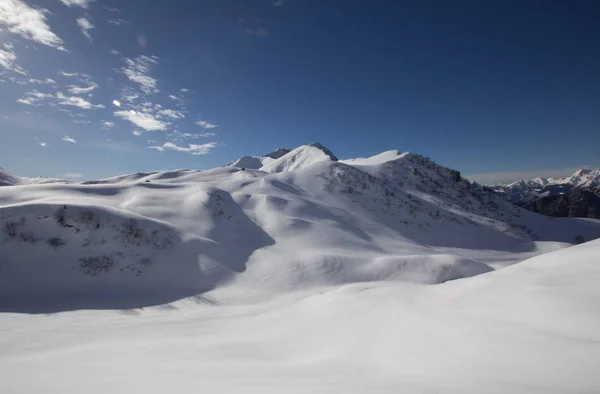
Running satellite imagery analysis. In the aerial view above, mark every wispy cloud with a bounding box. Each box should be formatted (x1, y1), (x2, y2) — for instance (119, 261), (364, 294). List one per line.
(101, 121), (115, 128)
(109, 49), (121, 56)
(27, 78), (56, 84)
(76, 17), (94, 41)
(67, 81), (98, 94)
(114, 110), (167, 131)
(55, 92), (104, 109)
(62, 135), (77, 143)
(149, 142), (217, 155)
(244, 27), (269, 37)
(157, 109), (184, 119)
(108, 18), (130, 26)
(0, 42), (26, 74)
(18, 90), (104, 109)
(273, 0), (286, 6)
(122, 55), (159, 94)
(0, 0), (65, 49)
(168, 131), (217, 143)
(59, 71), (80, 77)
(59, 0), (94, 8)
(196, 120), (218, 129)
(39, 142), (47, 147)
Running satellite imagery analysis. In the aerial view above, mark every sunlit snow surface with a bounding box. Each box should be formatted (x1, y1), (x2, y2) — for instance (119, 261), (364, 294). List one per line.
(1, 146), (600, 393)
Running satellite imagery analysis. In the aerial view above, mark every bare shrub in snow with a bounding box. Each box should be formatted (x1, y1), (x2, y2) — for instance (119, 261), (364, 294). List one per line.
(79, 255), (116, 275)
(53, 207), (68, 227)
(80, 210), (100, 229)
(47, 236), (66, 249)
(120, 219), (145, 245)
(19, 231), (37, 243)
(4, 221), (19, 238)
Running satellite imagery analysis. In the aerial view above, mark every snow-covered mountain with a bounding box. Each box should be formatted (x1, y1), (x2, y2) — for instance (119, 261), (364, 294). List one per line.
(2, 145), (600, 392)
(0, 167), (68, 186)
(493, 168), (600, 203)
(2, 143), (599, 311)
(492, 168), (600, 218)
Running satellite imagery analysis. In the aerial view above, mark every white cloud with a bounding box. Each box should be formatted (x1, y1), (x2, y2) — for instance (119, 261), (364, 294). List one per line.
(39, 142), (46, 147)
(27, 78), (56, 84)
(62, 135), (76, 143)
(196, 120), (218, 129)
(67, 81), (97, 94)
(17, 89), (104, 109)
(112, 100), (121, 107)
(465, 167), (591, 185)
(157, 109), (184, 119)
(0, 42), (26, 74)
(169, 131), (217, 142)
(150, 142), (217, 155)
(108, 18), (130, 26)
(109, 49), (121, 56)
(102, 121), (115, 128)
(62, 172), (83, 179)
(76, 17), (94, 41)
(17, 90), (53, 105)
(55, 92), (104, 109)
(132, 130), (142, 136)
(122, 55), (159, 94)
(0, 0), (65, 49)
(244, 27), (268, 37)
(114, 110), (167, 131)
(59, 0), (94, 8)
(59, 71), (79, 77)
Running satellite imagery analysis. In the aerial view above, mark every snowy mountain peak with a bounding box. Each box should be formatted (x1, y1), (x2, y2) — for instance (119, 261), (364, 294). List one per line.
(260, 144), (335, 173)
(308, 142), (338, 161)
(557, 168), (600, 188)
(263, 148), (291, 159)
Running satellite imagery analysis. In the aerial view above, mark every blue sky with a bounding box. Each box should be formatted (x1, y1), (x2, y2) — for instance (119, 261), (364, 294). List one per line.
(1, 0), (599, 183)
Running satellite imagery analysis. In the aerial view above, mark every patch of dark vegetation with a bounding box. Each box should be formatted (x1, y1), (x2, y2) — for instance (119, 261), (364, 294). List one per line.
(47, 236), (66, 250)
(80, 210), (100, 229)
(120, 218), (145, 245)
(4, 220), (19, 238)
(19, 231), (37, 243)
(120, 257), (153, 276)
(79, 255), (117, 275)
(53, 207), (68, 226)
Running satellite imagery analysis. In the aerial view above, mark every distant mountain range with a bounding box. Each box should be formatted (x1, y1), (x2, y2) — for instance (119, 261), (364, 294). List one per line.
(492, 169), (600, 219)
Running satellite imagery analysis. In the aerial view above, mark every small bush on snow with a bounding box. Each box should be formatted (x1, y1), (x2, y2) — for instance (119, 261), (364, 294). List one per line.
(53, 207), (68, 227)
(19, 231), (37, 243)
(79, 255), (116, 275)
(4, 221), (19, 238)
(47, 236), (66, 249)
(120, 219), (145, 245)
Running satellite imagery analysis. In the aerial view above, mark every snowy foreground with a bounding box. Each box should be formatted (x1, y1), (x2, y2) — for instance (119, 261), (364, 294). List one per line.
(1, 146), (600, 393)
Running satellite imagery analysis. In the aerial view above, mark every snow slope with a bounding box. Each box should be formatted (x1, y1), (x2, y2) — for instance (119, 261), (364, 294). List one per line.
(1, 146), (600, 392)
(1, 239), (599, 393)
